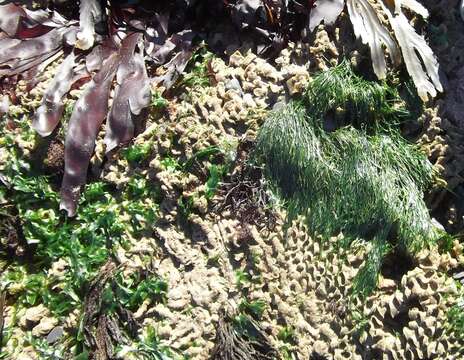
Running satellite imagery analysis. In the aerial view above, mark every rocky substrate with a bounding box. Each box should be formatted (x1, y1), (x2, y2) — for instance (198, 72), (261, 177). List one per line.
(1, 6), (464, 359)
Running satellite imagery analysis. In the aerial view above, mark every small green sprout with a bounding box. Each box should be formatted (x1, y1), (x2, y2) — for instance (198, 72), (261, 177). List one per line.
(205, 164), (227, 199)
(160, 156), (181, 171)
(123, 142), (153, 164)
(181, 48), (214, 88)
(151, 91), (168, 109)
(239, 299), (267, 320)
(447, 304), (464, 337)
(115, 273), (168, 311)
(235, 269), (251, 290)
(277, 326), (296, 344)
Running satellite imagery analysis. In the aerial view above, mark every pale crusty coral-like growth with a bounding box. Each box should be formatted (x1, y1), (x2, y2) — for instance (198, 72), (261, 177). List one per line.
(243, 216), (464, 359)
(418, 67), (464, 231)
(355, 247), (464, 359)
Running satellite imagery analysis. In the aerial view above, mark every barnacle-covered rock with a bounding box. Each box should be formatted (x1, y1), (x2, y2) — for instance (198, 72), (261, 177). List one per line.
(19, 304), (50, 329)
(31, 316), (58, 336)
(238, 217), (360, 357)
(354, 246), (463, 358)
(219, 209), (464, 359)
(419, 70), (464, 232)
(136, 221), (237, 357)
(309, 27), (340, 71)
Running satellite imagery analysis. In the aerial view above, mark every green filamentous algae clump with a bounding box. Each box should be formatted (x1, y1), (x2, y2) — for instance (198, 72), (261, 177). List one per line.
(255, 62), (444, 296)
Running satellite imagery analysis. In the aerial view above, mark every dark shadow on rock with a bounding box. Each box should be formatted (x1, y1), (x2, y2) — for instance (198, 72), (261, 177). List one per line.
(381, 249), (415, 282)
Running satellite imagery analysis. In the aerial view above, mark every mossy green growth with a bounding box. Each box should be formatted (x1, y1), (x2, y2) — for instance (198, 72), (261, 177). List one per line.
(117, 324), (185, 359)
(447, 303), (464, 338)
(113, 271), (168, 311)
(151, 90), (168, 109)
(304, 60), (409, 130)
(254, 62), (445, 296)
(239, 299), (267, 320)
(123, 141), (153, 164)
(181, 47), (214, 89)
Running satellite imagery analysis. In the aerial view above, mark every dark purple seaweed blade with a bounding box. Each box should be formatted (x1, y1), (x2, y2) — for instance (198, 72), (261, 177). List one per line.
(60, 52), (119, 217)
(32, 52), (76, 136)
(104, 33), (150, 153)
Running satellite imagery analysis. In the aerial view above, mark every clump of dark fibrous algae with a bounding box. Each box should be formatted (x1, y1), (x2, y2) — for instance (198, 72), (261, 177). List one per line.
(0, 204), (27, 259)
(211, 312), (278, 360)
(215, 138), (277, 230)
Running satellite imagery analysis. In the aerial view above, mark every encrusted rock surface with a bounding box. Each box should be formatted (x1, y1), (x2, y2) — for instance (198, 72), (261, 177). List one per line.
(1, 8), (464, 358)
(417, 0), (464, 232)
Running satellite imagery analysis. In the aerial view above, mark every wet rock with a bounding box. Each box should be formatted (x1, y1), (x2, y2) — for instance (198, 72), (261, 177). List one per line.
(46, 326), (64, 344)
